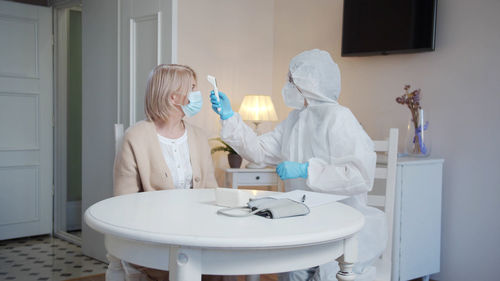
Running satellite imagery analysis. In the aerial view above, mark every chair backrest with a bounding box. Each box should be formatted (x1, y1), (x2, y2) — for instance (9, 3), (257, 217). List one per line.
(114, 123), (124, 156)
(368, 128), (398, 281)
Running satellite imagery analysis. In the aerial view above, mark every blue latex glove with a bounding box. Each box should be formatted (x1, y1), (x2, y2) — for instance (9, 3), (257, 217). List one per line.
(210, 91), (234, 120)
(276, 161), (309, 180)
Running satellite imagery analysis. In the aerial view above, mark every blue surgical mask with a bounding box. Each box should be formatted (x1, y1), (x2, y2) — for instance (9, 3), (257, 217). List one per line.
(181, 91), (203, 117)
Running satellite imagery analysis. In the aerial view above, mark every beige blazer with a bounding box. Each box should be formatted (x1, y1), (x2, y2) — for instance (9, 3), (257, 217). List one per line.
(113, 120), (218, 196)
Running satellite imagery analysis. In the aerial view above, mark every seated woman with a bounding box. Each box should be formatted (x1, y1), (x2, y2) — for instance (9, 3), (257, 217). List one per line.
(109, 64), (220, 281)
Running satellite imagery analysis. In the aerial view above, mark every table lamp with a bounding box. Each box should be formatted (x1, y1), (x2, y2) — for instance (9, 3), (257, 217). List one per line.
(238, 95), (278, 168)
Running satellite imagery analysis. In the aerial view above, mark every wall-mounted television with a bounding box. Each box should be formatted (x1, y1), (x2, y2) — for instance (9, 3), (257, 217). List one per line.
(341, 0), (438, 57)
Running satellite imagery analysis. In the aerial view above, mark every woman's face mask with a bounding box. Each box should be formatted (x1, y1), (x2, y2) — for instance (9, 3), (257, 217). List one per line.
(180, 91), (203, 117)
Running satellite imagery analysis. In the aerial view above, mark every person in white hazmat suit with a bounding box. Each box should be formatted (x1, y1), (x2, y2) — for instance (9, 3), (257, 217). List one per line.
(210, 49), (386, 281)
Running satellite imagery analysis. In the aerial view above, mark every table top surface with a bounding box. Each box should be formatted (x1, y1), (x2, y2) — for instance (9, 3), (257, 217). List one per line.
(85, 189), (364, 249)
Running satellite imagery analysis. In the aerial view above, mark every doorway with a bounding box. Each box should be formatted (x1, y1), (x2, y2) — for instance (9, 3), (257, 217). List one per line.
(53, 2), (83, 245)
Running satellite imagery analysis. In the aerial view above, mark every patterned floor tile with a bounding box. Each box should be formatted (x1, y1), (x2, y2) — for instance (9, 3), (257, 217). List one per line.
(0, 235), (107, 281)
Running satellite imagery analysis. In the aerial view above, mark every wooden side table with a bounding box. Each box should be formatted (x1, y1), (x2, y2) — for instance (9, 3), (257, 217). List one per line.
(225, 168), (282, 191)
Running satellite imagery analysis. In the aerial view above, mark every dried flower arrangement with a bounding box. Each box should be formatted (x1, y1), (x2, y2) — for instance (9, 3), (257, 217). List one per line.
(396, 85), (429, 155)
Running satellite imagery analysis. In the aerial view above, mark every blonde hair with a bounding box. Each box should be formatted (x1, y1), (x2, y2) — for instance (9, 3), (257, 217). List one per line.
(144, 64), (197, 121)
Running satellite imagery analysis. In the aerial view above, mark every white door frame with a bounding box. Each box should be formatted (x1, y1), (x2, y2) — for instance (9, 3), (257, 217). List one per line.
(53, 2), (83, 245)
(118, 0), (178, 128)
(82, 0), (178, 262)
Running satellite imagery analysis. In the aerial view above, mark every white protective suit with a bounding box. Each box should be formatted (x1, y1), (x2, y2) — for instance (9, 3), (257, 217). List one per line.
(220, 49), (386, 281)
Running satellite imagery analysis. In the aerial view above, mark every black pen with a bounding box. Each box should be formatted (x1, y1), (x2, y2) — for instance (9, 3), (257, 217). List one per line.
(301, 194), (306, 203)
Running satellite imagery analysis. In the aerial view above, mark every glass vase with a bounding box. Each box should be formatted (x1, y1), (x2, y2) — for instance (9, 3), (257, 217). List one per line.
(404, 109), (431, 157)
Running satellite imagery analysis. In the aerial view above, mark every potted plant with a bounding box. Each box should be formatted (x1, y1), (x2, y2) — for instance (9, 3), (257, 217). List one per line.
(210, 138), (242, 168)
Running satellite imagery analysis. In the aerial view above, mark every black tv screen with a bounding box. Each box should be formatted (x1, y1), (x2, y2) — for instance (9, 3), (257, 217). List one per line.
(341, 0), (437, 56)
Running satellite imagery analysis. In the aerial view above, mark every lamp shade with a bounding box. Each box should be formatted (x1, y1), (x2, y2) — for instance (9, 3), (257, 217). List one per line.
(238, 95), (278, 122)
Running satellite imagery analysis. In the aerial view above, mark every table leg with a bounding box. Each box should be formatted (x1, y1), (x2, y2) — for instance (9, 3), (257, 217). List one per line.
(336, 236), (358, 281)
(169, 246), (202, 281)
(232, 173), (238, 189)
(422, 275), (430, 281)
(105, 254), (125, 281)
(245, 274), (260, 281)
(225, 171), (230, 188)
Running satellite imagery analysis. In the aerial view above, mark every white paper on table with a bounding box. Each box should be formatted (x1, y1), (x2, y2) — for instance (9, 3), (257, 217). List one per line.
(260, 190), (348, 208)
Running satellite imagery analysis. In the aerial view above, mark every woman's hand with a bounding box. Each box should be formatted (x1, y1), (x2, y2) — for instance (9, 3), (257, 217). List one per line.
(210, 91), (234, 120)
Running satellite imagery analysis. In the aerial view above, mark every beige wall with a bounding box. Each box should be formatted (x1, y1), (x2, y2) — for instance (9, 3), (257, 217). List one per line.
(177, 0), (275, 182)
(273, 0), (500, 280)
(273, 0), (343, 120)
(81, 0), (500, 276)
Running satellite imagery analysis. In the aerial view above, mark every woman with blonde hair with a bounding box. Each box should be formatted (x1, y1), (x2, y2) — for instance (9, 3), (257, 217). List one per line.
(114, 64), (217, 195)
(108, 64), (222, 281)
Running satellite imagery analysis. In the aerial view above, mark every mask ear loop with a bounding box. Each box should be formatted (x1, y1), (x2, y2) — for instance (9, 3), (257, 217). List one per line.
(170, 93), (191, 121)
(294, 84), (307, 106)
(289, 72), (308, 104)
(172, 92), (189, 107)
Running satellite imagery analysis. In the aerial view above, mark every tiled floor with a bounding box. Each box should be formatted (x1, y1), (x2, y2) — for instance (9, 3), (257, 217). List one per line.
(0, 234), (433, 281)
(0, 235), (107, 281)
(67, 231), (81, 238)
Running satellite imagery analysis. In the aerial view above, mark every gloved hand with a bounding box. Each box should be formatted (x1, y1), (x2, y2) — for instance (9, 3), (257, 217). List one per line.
(210, 91), (234, 120)
(276, 161), (309, 180)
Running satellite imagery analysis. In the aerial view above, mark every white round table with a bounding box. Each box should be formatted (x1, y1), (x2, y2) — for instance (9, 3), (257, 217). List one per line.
(84, 189), (364, 281)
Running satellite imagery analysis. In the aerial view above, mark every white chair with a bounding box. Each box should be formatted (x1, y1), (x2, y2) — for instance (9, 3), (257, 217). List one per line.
(368, 128), (399, 281)
(249, 129), (399, 281)
(115, 123), (124, 154)
(108, 123), (150, 281)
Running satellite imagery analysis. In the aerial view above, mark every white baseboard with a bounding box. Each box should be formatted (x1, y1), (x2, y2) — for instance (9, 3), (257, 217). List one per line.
(66, 200), (81, 231)
(431, 273), (441, 280)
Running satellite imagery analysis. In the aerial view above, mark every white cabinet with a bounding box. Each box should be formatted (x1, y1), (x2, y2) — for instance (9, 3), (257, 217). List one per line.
(225, 168), (280, 190)
(390, 158), (444, 281)
(226, 159), (444, 281)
